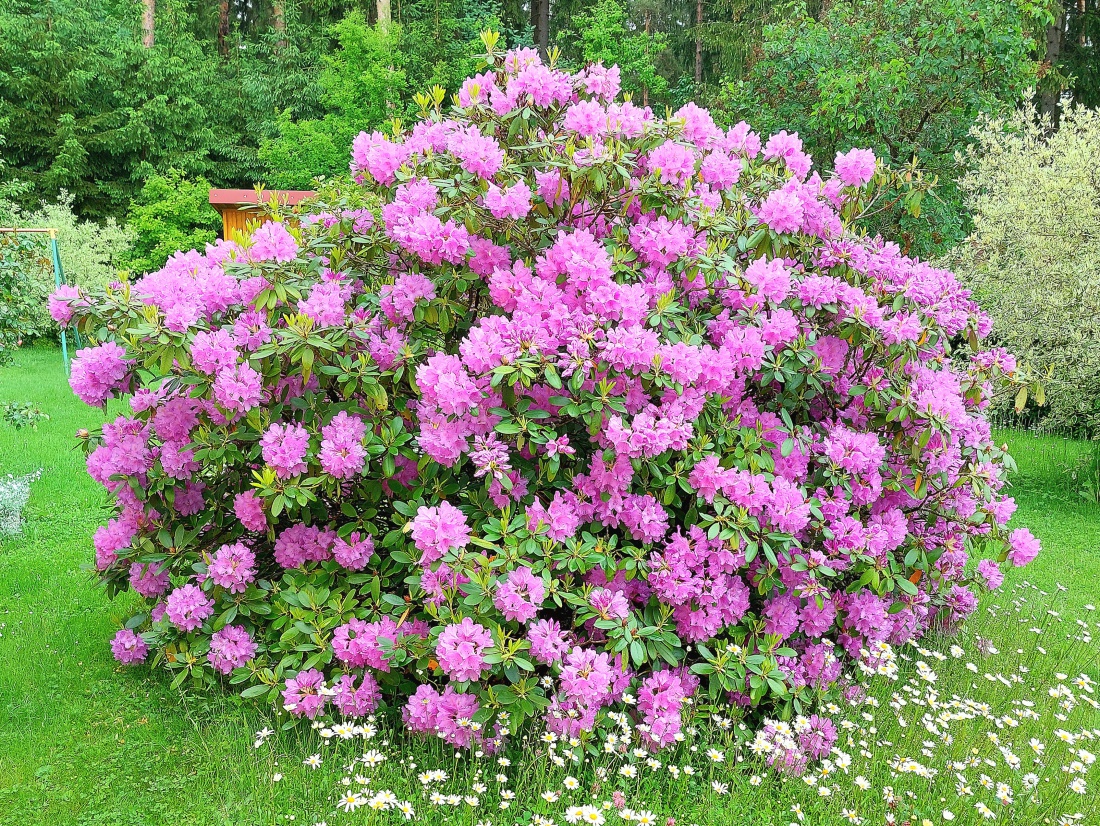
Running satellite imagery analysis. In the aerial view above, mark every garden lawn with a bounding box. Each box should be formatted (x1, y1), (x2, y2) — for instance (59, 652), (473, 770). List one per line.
(1, 344), (1098, 826)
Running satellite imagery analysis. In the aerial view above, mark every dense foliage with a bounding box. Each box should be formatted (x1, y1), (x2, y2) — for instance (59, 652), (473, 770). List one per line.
(0, 0), (501, 219)
(55, 42), (1040, 753)
(716, 0), (1043, 258)
(0, 232), (51, 363)
(1048, 0), (1100, 111)
(259, 5), (499, 188)
(6, 0), (1091, 232)
(0, 193), (133, 344)
(122, 171), (222, 276)
(947, 101), (1100, 436)
(0, 0), (266, 220)
(561, 0), (669, 103)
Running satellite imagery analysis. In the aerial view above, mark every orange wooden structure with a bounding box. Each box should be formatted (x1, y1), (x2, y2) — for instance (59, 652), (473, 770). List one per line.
(208, 189), (316, 240)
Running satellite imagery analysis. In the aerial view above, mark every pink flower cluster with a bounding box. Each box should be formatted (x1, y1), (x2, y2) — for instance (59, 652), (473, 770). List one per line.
(403, 684), (504, 751)
(261, 422), (310, 479)
(752, 714), (839, 777)
(111, 628), (149, 664)
(208, 625), (257, 674)
(208, 543), (256, 593)
(319, 412), (366, 479)
(69, 342), (130, 406)
(435, 617), (493, 682)
(165, 584), (214, 632)
(409, 501), (471, 565)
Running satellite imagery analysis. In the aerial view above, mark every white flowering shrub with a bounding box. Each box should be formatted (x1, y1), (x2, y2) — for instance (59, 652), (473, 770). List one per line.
(0, 470), (41, 536)
(947, 101), (1100, 434)
(0, 191), (133, 344)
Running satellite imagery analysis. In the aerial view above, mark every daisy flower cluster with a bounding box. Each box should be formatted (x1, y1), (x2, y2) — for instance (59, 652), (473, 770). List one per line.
(251, 583), (1096, 826)
(56, 32), (1038, 753)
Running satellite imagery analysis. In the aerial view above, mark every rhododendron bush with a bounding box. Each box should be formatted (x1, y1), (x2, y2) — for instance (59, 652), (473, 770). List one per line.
(54, 36), (1040, 753)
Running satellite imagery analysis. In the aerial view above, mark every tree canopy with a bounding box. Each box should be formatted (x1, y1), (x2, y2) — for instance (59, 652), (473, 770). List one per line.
(0, 0), (1094, 247)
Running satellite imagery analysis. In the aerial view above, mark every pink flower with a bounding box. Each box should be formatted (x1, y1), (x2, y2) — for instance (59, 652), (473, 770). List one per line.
(409, 501), (470, 565)
(528, 619), (570, 664)
(49, 285), (80, 325)
(564, 99), (607, 137)
(69, 343), (130, 406)
(111, 629), (148, 664)
(589, 587), (630, 620)
(274, 524), (335, 568)
(129, 562), (170, 598)
(756, 188), (804, 235)
(282, 669), (327, 719)
(535, 168), (570, 206)
(648, 140), (697, 186)
(298, 281), (347, 327)
(638, 670), (687, 749)
(559, 647), (615, 705)
(261, 422), (310, 479)
(834, 148), (876, 187)
(164, 584), (214, 632)
(333, 616), (398, 671)
(209, 543), (256, 593)
(581, 63), (620, 101)
(208, 624), (256, 674)
(436, 617), (494, 682)
(351, 131), (412, 184)
(484, 180), (533, 220)
(700, 150), (741, 189)
(1007, 527), (1040, 567)
(977, 558), (1004, 590)
(213, 363), (264, 413)
(494, 566), (545, 622)
(249, 221), (298, 263)
(446, 125), (505, 179)
(234, 490), (267, 532)
(190, 329), (239, 375)
(332, 673), (381, 717)
(433, 688), (483, 749)
(332, 531), (374, 570)
(459, 72), (496, 107)
(319, 412), (366, 479)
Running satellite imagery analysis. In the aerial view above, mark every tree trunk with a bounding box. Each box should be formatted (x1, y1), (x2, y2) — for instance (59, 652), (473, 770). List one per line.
(273, 0), (286, 50)
(217, 0), (230, 56)
(539, 0), (549, 57)
(141, 0), (155, 48)
(695, 0), (703, 85)
(1039, 13), (1065, 123)
(377, 0), (392, 30)
(643, 8), (651, 107)
(531, 0), (549, 59)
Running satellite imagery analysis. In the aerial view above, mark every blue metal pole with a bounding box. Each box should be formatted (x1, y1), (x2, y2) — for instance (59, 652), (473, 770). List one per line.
(48, 230), (70, 374)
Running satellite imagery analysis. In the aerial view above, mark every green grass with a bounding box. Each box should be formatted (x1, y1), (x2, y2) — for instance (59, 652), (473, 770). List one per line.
(1, 345), (1099, 826)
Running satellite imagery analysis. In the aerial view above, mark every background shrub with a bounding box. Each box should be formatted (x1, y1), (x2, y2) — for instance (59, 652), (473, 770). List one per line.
(946, 102), (1100, 437)
(258, 12), (409, 190)
(122, 170), (221, 275)
(55, 43), (1036, 755)
(0, 232), (50, 361)
(715, 0), (1040, 258)
(0, 193), (133, 346)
